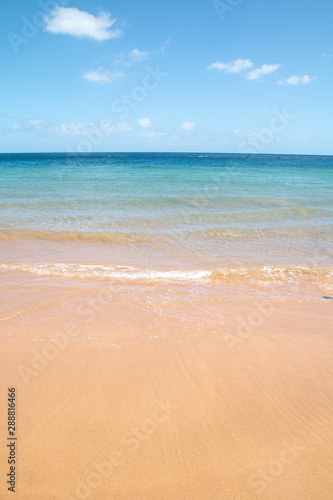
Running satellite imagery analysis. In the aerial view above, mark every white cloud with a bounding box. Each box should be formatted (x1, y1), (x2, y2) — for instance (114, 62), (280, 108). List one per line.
(298, 135), (319, 143)
(115, 121), (133, 132)
(83, 68), (125, 84)
(54, 121), (132, 136)
(116, 42), (168, 68)
(129, 48), (149, 61)
(113, 53), (131, 67)
(208, 59), (281, 81)
(139, 131), (166, 139)
(138, 118), (152, 128)
(100, 122), (115, 134)
(55, 122), (96, 135)
(181, 121), (195, 131)
(277, 75), (317, 85)
(246, 63), (281, 80)
(9, 118), (133, 136)
(29, 119), (44, 129)
(207, 59), (253, 73)
(298, 136), (311, 143)
(44, 7), (122, 41)
(159, 38), (170, 53)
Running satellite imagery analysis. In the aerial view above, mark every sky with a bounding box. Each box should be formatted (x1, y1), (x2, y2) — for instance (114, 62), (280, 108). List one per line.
(1, 0), (332, 154)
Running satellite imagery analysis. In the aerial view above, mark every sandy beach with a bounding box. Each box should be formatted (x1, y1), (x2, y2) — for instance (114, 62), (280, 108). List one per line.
(1, 152), (332, 499)
(1, 268), (333, 499)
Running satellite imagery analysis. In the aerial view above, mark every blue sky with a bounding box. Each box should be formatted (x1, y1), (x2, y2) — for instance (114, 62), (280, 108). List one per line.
(1, 0), (332, 153)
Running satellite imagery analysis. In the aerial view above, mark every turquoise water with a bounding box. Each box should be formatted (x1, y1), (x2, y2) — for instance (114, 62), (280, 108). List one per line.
(0, 153), (332, 275)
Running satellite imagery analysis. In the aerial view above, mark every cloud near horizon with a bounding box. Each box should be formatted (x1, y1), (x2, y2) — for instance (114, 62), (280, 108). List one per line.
(44, 7), (123, 41)
(138, 118), (152, 128)
(8, 119), (133, 136)
(55, 121), (132, 136)
(181, 121), (195, 131)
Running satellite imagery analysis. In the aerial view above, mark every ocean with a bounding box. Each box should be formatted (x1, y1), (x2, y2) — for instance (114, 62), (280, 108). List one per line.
(0, 152), (332, 301)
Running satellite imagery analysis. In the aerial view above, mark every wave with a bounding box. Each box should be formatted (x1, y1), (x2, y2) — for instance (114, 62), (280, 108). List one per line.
(210, 266), (333, 283)
(0, 263), (210, 281)
(0, 229), (165, 244)
(1, 225), (332, 244)
(181, 226), (333, 240)
(1, 262), (332, 284)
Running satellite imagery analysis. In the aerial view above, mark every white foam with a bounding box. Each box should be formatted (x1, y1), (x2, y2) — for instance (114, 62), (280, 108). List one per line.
(0, 263), (211, 281)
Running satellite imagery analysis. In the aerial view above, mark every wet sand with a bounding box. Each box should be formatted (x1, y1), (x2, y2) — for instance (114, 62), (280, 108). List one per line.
(0, 273), (333, 499)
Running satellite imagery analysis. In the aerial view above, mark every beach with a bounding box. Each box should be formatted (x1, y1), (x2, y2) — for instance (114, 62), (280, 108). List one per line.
(0, 153), (332, 499)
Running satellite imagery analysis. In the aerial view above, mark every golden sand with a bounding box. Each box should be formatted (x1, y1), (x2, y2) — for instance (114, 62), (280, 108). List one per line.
(0, 272), (333, 499)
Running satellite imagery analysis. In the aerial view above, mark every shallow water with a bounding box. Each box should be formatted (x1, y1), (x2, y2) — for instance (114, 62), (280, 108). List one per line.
(1, 153), (332, 300)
